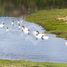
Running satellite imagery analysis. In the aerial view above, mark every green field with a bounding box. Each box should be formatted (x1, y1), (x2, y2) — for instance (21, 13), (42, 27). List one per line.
(26, 9), (67, 39)
(0, 60), (67, 67)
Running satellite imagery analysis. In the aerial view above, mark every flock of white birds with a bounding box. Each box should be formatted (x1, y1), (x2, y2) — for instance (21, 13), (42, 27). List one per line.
(0, 19), (49, 40)
(0, 18), (67, 46)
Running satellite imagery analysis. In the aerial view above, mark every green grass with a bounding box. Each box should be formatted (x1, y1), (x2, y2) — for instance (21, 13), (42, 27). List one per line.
(0, 60), (67, 67)
(26, 9), (67, 39)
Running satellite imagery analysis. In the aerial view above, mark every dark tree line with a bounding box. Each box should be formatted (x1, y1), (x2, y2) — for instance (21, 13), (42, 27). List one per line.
(0, 0), (67, 16)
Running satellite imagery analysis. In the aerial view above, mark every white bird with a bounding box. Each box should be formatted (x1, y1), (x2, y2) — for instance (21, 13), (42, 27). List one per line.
(36, 33), (43, 40)
(6, 27), (9, 32)
(0, 23), (4, 28)
(11, 21), (14, 25)
(65, 42), (67, 46)
(21, 26), (30, 35)
(17, 20), (22, 30)
(18, 26), (21, 29)
(33, 31), (43, 40)
(33, 31), (39, 35)
(33, 31), (49, 40)
(18, 23), (21, 29)
(17, 21), (20, 25)
(42, 35), (49, 40)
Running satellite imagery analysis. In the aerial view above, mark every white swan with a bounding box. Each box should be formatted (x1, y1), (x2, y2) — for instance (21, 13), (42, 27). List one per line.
(0, 23), (4, 28)
(33, 31), (39, 35)
(18, 23), (21, 29)
(33, 31), (49, 40)
(33, 31), (43, 40)
(42, 34), (49, 40)
(6, 27), (9, 32)
(21, 26), (30, 35)
(11, 21), (14, 25)
(18, 25), (21, 29)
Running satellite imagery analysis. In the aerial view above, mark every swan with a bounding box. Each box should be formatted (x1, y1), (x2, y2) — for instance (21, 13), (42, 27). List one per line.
(33, 31), (39, 36)
(21, 26), (30, 35)
(18, 23), (21, 29)
(6, 27), (9, 32)
(18, 25), (21, 29)
(33, 31), (43, 40)
(42, 34), (49, 40)
(11, 21), (14, 25)
(0, 23), (4, 28)
(33, 31), (49, 40)
(17, 21), (20, 24)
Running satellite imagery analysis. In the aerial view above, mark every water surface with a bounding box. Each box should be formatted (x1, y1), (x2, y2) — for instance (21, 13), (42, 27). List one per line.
(0, 17), (67, 62)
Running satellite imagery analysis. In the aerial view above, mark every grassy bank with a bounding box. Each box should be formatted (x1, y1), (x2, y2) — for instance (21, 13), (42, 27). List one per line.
(0, 60), (67, 67)
(26, 9), (67, 39)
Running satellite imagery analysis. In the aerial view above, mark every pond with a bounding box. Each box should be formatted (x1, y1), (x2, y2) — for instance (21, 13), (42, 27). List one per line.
(0, 17), (67, 63)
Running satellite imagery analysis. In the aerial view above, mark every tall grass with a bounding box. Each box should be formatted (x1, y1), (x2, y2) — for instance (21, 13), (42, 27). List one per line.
(0, 60), (67, 67)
